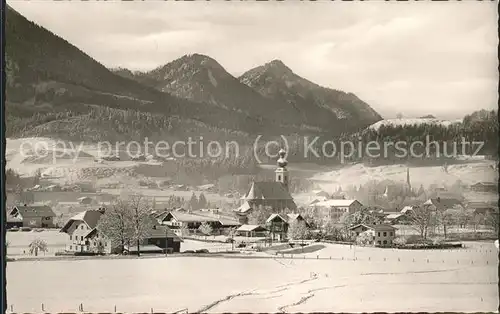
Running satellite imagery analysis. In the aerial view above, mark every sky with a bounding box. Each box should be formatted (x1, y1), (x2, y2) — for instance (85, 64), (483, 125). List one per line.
(9, 1), (498, 119)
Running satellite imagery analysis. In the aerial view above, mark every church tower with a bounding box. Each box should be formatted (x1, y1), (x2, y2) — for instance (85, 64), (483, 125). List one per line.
(275, 149), (289, 190)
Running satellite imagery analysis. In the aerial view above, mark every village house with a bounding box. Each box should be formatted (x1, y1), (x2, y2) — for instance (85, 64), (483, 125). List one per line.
(348, 223), (397, 246)
(7, 204), (56, 228)
(466, 201), (499, 215)
(265, 213), (309, 242)
(157, 210), (219, 232)
(236, 225), (268, 238)
(61, 208), (182, 254)
(235, 149), (297, 223)
(140, 220), (183, 253)
(266, 214), (288, 242)
(201, 212), (241, 233)
(470, 182), (498, 193)
(157, 210), (240, 235)
(287, 213), (309, 226)
(400, 206), (414, 214)
(383, 212), (410, 225)
(122, 216), (183, 254)
(309, 199), (363, 221)
(60, 208), (111, 253)
(423, 197), (464, 212)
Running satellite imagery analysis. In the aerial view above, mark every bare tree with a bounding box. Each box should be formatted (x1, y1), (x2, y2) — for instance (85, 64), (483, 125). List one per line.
(128, 194), (155, 257)
(179, 224), (190, 238)
(470, 213), (484, 233)
(227, 227), (237, 250)
(436, 208), (456, 239)
(485, 210), (499, 234)
(97, 199), (134, 254)
(407, 205), (433, 239)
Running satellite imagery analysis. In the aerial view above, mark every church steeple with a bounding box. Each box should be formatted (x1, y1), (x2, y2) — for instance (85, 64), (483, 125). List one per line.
(275, 149), (289, 190)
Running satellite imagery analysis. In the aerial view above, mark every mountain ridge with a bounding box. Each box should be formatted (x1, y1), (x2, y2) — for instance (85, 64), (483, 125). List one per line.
(4, 7), (294, 138)
(7, 6), (382, 142)
(114, 55), (383, 134)
(239, 59), (383, 126)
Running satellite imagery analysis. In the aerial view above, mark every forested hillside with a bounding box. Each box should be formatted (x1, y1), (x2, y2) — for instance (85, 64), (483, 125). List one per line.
(273, 109), (498, 166)
(4, 7), (310, 138)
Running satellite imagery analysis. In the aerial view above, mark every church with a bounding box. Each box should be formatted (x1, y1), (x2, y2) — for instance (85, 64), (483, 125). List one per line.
(235, 149), (297, 220)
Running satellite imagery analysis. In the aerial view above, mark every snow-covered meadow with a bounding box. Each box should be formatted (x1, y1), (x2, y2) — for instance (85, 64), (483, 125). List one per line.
(6, 242), (498, 313)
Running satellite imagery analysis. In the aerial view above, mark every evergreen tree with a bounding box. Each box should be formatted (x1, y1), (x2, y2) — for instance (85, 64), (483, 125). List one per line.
(417, 184), (425, 197)
(198, 192), (208, 209)
(189, 192), (199, 211)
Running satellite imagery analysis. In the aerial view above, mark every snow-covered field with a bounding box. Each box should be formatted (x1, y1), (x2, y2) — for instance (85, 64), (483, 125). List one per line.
(6, 230), (67, 257)
(5, 137), (169, 179)
(6, 242), (498, 313)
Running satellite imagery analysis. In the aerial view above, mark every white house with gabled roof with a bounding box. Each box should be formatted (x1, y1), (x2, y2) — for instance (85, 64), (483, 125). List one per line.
(60, 208), (112, 254)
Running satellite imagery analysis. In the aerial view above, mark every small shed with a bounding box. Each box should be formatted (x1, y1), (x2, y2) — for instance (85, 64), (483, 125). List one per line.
(236, 225), (268, 238)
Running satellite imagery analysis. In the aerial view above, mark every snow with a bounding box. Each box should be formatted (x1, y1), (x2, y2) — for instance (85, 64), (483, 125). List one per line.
(368, 118), (462, 131)
(5, 138), (165, 183)
(311, 199), (358, 208)
(6, 242), (498, 313)
(310, 162), (497, 193)
(6, 230), (67, 256)
(207, 69), (218, 87)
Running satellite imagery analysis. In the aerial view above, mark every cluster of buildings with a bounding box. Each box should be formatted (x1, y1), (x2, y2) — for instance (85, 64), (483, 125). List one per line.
(6, 150), (499, 252)
(60, 207), (183, 254)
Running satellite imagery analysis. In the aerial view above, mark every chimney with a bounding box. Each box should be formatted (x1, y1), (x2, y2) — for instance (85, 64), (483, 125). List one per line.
(24, 204), (27, 207)
(97, 207), (106, 214)
(437, 197), (441, 203)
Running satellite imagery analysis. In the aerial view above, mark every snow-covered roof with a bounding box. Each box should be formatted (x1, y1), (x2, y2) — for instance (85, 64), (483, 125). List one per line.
(386, 213), (403, 219)
(400, 206), (414, 213)
(310, 199), (360, 208)
(235, 201), (252, 213)
(348, 223), (397, 231)
(266, 213), (287, 223)
(60, 210), (104, 233)
(237, 225), (267, 232)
